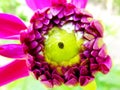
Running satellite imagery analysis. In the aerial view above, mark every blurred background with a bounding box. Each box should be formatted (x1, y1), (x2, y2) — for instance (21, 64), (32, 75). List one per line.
(0, 0), (120, 90)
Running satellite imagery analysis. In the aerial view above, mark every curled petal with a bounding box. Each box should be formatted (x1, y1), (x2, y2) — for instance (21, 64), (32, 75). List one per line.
(71, 0), (88, 8)
(50, 5), (64, 16)
(80, 66), (89, 76)
(84, 39), (95, 49)
(91, 20), (104, 37)
(53, 79), (61, 86)
(25, 0), (51, 11)
(79, 76), (89, 86)
(100, 56), (112, 74)
(0, 13), (26, 39)
(93, 38), (103, 50)
(98, 44), (107, 58)
(0, 60), (29, 86)
(64, 3), (75, 16)
(41, 80), (53, 88)
(0, 44), (25, 58)
(79, 76), (94, 86)
(90, 64), (99, 74)
(65, 78), (77, 85)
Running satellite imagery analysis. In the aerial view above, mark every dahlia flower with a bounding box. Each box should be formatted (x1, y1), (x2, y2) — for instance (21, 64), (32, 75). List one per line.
(0, 0), (112, 89)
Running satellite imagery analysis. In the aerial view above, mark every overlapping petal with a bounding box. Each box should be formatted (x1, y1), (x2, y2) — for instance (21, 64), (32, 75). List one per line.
(0, 44), (25, 58)
(71, 0), (88, 8)
(0, 13), (27, 39)
(0, 60), (29, 86)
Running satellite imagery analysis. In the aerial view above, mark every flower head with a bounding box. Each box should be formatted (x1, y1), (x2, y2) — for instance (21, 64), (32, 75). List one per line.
(0, 0), (112, 89)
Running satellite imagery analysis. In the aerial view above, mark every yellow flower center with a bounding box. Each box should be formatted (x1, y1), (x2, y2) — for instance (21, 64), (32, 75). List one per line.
(44, 27), (83, 66)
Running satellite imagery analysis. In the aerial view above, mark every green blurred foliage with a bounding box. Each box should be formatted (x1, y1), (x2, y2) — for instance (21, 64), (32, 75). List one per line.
(113, 0), (120, 14)
(0, 0), (28, 21)
(96, 66), (120, 90)
(0, 0), (20, 13)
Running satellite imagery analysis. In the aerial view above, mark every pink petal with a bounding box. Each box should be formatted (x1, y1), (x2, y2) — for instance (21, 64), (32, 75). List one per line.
(53, 79), (61, 85)
(80, 66), (89, 76)
(93, 38), (103, 50)
(90, 64), (99, 73)
(91, 20), (104, 37)
(50, 5), (64, 16)
(98, 44), (107, 58)
(25, 0), (51, 11)
(0, 44), (25, 58)
(91, 50), (98, 57)
(84, 39), (95, 49)
(65, 78), (77, 85)
(0, 60), (29, 86)
(0, 13), (27, 39)
(41, 80), (53, 88)
(79, 76), (93, 86)
(71, 0), (88, 8)
(100, 56), (112, 74)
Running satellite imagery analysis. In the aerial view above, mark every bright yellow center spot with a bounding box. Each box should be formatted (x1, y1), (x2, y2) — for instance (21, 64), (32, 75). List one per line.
(44, 27), (83, 66)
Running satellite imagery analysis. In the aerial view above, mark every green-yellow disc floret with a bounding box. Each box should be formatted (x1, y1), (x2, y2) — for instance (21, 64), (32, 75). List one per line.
(44, 27), (83, 66)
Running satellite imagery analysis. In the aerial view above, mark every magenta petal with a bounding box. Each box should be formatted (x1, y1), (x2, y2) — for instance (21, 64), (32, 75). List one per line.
(65, 78), (77, 85)
(79, 76), (89, 86)
(0, 60), (29, 86)
(93, 38), (103, 50)
(100, 56), (112, 74)
(98, 45), (107, 58)
(50, 6), (64, 16)
(25, 0), (51, 11)
(0, 44), (25, 58)
(0, 13), (26, 39)
(71, 0), (88, 8)
(42, 80), (53, 88)
(91, 20), (104, 37)
(51, 0), (66, 6)
(80, 66), (89, 76)
(90, 64), (99, 72)
(53, 79), (61, 85)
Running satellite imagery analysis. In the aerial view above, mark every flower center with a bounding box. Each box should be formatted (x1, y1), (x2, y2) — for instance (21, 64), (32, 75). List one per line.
(44, 27), (83, 66)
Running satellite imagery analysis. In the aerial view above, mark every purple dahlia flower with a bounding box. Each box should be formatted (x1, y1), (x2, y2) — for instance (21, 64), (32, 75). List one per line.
(0, 0), (112, 88)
